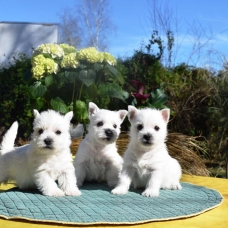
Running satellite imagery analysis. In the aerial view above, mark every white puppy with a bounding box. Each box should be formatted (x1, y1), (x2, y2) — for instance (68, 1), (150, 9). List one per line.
(0, 110), (81, 197)
(112, 106), (182, 197)
(74, 102), (128, 188)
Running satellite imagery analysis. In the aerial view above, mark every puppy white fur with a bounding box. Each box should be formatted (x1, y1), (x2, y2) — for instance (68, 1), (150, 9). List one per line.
(0, 110), (81, 197)
(74, 102), (128, 188)
(112, 106), (182, 197)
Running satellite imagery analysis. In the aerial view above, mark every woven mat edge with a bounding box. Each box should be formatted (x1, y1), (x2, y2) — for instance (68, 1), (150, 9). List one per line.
(0, 182), (224, 225)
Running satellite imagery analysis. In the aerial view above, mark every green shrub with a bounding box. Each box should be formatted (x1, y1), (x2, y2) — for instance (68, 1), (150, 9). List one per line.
(27, 44), (127, 125)
(0, 53), (33, 139)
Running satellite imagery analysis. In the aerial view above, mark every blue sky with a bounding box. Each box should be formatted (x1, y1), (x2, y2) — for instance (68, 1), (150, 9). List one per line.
(1, 0), (228, 69)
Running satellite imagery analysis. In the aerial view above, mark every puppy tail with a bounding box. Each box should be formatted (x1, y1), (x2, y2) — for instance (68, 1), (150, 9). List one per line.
(0, 121), (18, 155)
(70, 124), (84, 139)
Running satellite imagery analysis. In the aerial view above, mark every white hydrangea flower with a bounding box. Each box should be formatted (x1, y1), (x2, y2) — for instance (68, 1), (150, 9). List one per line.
(103, 52), (117, 66)
(77, 47), (104, 63)
(34, 43), (64, 59)
(61, 53), (79, 68)
(31, 54), (59, 79)
(60, 44), (77, 55)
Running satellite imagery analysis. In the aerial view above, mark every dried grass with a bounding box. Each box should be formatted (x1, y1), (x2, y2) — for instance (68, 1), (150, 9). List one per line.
(70, 132), (210, 177)
(166, 133), (209, 176)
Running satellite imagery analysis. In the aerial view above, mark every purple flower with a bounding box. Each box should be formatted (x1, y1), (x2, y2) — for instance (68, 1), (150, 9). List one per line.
(130, 80), (150, 103)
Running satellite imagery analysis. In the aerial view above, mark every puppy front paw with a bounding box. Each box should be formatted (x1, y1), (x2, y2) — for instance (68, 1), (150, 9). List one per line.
(142, 188), (159, 197)
(65, 187), (82, 196)
(111, 186), (128, 195)
(45, 188), (65, 197)
(170, 183), (182, 190)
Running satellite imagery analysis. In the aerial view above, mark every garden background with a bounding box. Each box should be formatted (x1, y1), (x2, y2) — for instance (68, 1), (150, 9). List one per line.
(0, 38), (228, 178)
(1, 0), (228, 178)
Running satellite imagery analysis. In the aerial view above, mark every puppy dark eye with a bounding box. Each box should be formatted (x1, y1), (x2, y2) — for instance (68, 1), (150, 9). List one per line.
(38, 129), (43, 135)
(113, 124), (117, 129)
(155, 126), (160, 131)
(56, 130), (61, 135)
(137, 124), (143, 131)
(97, 121), (103, 127)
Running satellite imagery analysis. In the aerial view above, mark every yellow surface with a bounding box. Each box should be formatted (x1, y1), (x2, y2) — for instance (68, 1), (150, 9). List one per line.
(0, 174), (228, 228)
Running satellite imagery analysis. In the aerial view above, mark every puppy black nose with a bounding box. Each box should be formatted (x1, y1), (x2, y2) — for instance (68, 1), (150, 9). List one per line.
(143, 134), (151, 141)
(44, 138), (52, 145)
(105, 129), (113, 137)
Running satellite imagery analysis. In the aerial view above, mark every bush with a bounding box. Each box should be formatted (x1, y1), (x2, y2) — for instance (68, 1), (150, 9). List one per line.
(0, 54), (33, 139)
(117, 36), (228, 163)
(27, 44), (127, 125)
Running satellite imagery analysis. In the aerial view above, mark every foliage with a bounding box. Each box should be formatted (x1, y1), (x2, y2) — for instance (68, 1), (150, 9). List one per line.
(1, 32), (228, 169)
(165, 67), (217, 135)
(118, 48), (163, 92)
(164, 64), (228, 163)
(126, 80), (168, 109)
(116, 30), (176, 95)
(117, 33), (228, 165)
(0, 53), (33, 139)
(27, 43), (126, 124)
(116, 31), (173, 112)
(206, 72), (228, 162)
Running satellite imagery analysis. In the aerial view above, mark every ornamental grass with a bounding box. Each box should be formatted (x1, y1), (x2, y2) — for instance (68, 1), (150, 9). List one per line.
(69, 132), (210, 177)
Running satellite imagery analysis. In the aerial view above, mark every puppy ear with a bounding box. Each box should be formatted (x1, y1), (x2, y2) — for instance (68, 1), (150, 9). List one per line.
(117, 110), (128, 123)
(128, 106), (138, 121)
(64, 111), (73, 122)
(161, 108), (170, 123)
(89, 102), (99, 117)
(33, 109), (40, 118)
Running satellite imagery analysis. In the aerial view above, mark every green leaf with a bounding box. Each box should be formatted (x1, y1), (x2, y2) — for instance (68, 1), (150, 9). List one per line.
(119, 90), (129, 100)
(45, 75), (54, 87)
(150, 89), (168, 108)
(68, 102), (74, 112)
(79, 69), (96, 86)
(35, 97), (44, 110)
(50, 97), (69, 113)
(65, 71), (78, 82)
(93, 63), (103, 71)
(74, 100), (88, 122)
(98, 84), (126, 100)
(86, 84), (98, 98)
(105, 64), (118, 77)
(29, 82), (47, 98)
(116, 73), (125, 84)
(55, 72), (68, 88)
(78, 63), (87, 69)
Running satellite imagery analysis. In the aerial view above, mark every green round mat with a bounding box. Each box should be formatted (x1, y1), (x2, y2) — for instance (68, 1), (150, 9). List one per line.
(0, 182), (223, 225)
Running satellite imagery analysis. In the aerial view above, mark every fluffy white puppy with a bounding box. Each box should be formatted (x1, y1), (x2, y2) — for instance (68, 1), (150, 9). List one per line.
(74, 102), (128, 188)
(112, 106), (182, 197)
(0, 110), (81, 197)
